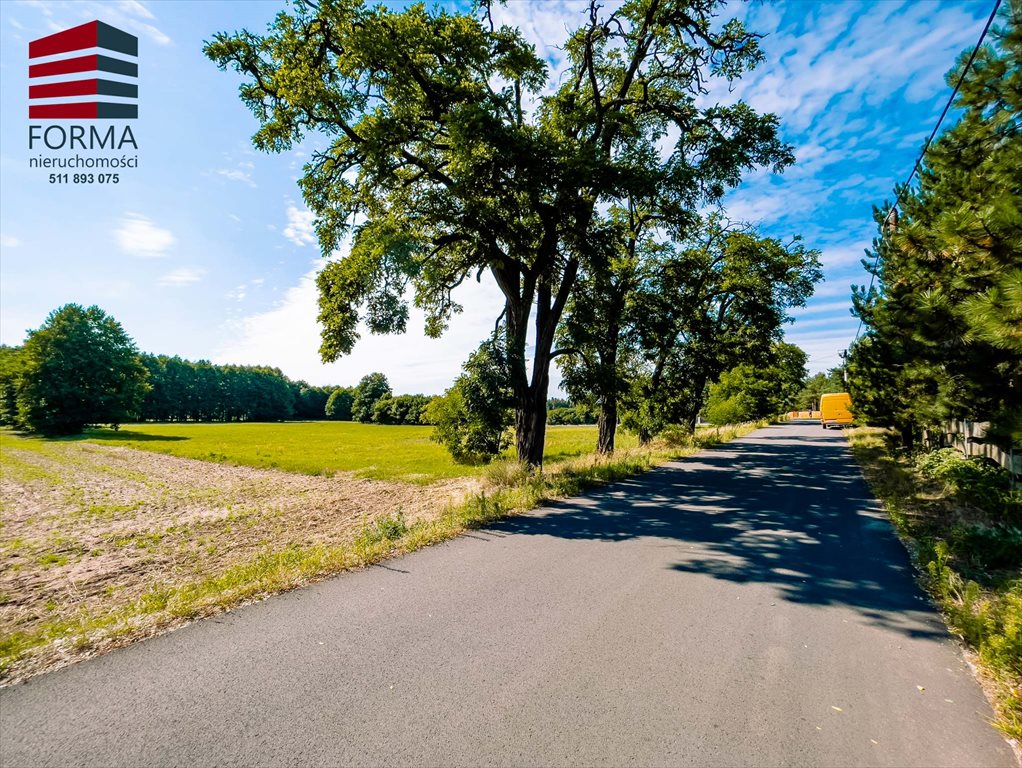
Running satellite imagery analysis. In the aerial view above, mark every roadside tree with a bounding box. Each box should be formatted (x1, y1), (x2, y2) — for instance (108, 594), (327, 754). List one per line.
(622, 218), (819, 441)
(702, 342), (807, 424)
(849, 7), (1022, 446)
(206, 0), (792, 466)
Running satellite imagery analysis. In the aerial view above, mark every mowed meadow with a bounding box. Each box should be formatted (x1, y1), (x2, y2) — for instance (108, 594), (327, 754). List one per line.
(1, 420), (681, 682)
(65, 421), (640, 483)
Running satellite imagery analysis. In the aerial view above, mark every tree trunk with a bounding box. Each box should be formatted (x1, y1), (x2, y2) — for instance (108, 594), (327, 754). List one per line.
(595, 314), (621, 454)
(899, 420), (916, 450)
(515, 389), (548, 467)
(597, 394), (617, 453)
(637, 424), (652, 445)
(684, 409), (698, 434)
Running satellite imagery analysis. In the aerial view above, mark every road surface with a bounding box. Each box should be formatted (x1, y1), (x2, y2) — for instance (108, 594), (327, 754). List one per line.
(1, 422), (1014, 767)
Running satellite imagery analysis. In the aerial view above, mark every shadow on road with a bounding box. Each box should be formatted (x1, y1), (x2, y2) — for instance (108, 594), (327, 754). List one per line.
(488, 424), (943, 641)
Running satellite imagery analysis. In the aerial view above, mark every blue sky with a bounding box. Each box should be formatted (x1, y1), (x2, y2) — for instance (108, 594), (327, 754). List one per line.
(0, 0), (995, 395)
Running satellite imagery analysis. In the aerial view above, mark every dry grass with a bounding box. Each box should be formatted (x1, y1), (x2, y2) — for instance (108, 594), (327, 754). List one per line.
(0, 435), (475, 682)
(847, 427), (1022, 745)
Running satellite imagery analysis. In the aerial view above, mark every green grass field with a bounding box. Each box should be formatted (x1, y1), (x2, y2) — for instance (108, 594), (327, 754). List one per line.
(50, 422), (638, 483)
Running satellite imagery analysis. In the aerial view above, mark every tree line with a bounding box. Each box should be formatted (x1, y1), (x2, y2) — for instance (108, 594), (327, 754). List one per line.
(847, 7), (1020, 450)
(0, 304), (604, 436)
(206, 0), (822, 466)
(0, 305), (433, 433)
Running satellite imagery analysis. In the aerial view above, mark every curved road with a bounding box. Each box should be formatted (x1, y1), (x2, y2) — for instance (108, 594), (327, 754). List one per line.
(0, 422), (1014, 767)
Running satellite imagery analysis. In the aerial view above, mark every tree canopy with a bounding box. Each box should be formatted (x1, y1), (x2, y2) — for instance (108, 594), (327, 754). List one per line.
(351, 372), (392, 423)
(206, 0), (794, 465)
(11, 305), (149, 435)
(703, 341), (808, 424)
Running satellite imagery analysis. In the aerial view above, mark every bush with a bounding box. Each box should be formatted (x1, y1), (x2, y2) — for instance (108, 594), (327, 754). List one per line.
(914, 448), (1012, 511)
(950, 524), (1022, 572)
(658, 425), (695, 448)
(372, 393), (431, 425)
(427, 340), (513, 464)
(354, 511), (408, 551)
(547, 404), (596, 425)
(703, 392), (755, 426)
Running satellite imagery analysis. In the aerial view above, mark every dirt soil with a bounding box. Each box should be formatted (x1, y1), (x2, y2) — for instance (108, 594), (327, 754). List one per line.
(1, 440), (478, 679)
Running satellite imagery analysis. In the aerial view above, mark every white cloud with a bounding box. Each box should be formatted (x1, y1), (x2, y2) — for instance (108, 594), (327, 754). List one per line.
(117, 0), (154, 20)
(158, 267), (205, 287)
(0, 234), (20, 248)
(23, 0), (173, 45)
(784, 328), (857, 374)
(820, 242), (870, 270)
(216, 169), (256, 187)
(114, 213), (175, 258)
(216, 253), (507, 395)
(283, 205), (316, 247)
(790, 299), (855, 318)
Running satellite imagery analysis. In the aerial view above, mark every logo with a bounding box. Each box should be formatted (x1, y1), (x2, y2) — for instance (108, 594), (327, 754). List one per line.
(29, 21), (138, 120)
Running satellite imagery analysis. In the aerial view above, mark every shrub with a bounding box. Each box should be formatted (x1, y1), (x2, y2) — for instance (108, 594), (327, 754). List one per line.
(658, 425), (695, 448)
(703, 392), (755, 426)
(354, 512), (408, 550)
(914, 448), (1011, 511)
(427, 339), (513, 464)
(950, 524), (1022, 572)
(547, 404), (597, 425)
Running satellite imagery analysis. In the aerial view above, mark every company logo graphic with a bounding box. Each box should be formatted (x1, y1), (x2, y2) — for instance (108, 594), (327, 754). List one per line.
(29, 21), (138, 120)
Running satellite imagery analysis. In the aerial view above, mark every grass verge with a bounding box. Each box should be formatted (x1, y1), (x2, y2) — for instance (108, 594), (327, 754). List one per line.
(847, 427), (1022, 743)
(0, 420), (764, 683)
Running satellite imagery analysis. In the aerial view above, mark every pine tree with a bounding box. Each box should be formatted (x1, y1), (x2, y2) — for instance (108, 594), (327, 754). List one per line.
(850, 3), (1022, 445)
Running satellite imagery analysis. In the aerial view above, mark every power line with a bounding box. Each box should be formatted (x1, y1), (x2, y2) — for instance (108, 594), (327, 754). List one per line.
(850, 0), (1003, 344)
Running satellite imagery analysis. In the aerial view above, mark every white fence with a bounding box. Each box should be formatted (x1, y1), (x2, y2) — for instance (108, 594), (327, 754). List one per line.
(924, 420), (1021, 477)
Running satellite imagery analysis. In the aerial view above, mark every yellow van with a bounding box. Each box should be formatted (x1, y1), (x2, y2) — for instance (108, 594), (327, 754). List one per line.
(820, 392), (853, 429)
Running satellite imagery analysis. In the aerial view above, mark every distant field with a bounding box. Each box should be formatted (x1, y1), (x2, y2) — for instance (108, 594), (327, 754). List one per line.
(54, 421), (638, 483)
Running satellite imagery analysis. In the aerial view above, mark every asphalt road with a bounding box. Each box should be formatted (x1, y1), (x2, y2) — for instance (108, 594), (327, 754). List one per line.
(1, 422), (1014, 767)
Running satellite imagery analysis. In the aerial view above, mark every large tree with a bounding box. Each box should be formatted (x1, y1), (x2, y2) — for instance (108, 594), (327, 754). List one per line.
(206, 0), (792, 466)
(622, 216), (819, 441)
(849, 4), (1021, 446)
(16, 304), (149, 435)
(555, 201), (647, 454)
(351, 372), (392, 423)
